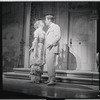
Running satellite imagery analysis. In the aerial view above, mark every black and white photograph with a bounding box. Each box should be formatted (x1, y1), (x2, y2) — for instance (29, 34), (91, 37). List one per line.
(1, 1), (100, 99)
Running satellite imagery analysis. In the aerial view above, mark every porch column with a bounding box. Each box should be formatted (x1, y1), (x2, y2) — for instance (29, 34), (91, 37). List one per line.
(90, 10), (98, 71)
(24, 3), (31, 68)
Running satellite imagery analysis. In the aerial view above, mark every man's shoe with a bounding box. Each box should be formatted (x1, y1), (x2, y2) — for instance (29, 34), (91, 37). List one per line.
(44, 80), (50, 84)
(47, 81), (56, 86)
(40, 80), (44, 83)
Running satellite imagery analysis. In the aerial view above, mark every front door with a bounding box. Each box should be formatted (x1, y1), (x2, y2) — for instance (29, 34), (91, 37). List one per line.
(68, 11), (97, 71)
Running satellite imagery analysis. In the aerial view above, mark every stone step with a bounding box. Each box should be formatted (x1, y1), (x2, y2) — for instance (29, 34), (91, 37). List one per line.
(42, 75), (99, 85)
(13, 68), (99, 79)
(3, 72), (99, 85)
(14, 68), (30, 74)
(3, 72), (30, 80)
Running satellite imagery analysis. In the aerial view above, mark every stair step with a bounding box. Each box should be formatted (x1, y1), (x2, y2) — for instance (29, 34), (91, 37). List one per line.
(93, 73), (99, 79)
(14, 68), (30, 74)
(4, 72), (30, 80)
(13, 68), (99, 79)
(42, 75), (99, 85)
(42, 75), (99, 81)
(3, 72), (99, 85)
(14, 68), (98, 74)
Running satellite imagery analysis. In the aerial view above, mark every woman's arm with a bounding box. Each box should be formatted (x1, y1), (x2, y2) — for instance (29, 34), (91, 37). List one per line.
(29, 30), (38, 51)
(29, 37), (38, 51)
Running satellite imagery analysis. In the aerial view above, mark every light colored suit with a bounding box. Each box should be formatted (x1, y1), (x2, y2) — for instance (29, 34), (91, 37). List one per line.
(45, 23), (61, 81)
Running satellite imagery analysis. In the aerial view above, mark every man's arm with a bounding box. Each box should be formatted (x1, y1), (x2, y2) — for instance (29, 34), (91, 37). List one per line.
(51, 25), (61, 46)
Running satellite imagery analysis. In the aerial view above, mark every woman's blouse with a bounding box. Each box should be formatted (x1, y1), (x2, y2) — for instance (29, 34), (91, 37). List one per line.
(34, 28), (45, 44)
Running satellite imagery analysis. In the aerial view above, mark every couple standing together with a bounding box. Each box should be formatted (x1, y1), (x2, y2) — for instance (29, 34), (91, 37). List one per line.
(29, 15), (61, 86)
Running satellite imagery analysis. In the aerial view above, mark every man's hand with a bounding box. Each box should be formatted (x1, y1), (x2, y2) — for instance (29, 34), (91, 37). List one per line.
(47, 43), (53, 50)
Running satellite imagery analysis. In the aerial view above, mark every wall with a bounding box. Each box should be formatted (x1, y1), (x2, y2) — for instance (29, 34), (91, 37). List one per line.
(56, 3), (69, 70)
(2, 3), (24, 72)
(30, 2), (97, 71)
(3, 3), (97, 72)
(30, 3), (69, 70)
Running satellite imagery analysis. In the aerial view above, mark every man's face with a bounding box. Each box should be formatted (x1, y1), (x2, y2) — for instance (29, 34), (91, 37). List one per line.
(45, 17), (50, 26)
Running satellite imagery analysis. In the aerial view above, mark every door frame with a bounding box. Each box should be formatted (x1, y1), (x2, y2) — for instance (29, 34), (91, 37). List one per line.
(67, 10), (98, 71)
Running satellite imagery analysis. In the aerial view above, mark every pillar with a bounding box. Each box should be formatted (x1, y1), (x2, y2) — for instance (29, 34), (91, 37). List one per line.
(24, 3), (31, 68)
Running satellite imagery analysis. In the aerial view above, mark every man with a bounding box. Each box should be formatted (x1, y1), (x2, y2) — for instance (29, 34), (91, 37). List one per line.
(44, 15), (61, 85)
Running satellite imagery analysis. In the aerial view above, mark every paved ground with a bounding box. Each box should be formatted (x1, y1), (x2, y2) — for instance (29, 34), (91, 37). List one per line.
(2, 77), (99, 99)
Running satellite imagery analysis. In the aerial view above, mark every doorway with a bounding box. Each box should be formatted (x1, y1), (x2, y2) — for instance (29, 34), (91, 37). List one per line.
(68, 11), (97, 71)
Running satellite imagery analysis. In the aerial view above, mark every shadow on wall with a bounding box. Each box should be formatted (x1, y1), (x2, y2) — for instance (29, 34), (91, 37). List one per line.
(55, 44), (77, 70)
(2, 3), (25, 72)
(68, 47), (77, 70)
(2, 30), (20, 72)
(2, 49), (19, 72)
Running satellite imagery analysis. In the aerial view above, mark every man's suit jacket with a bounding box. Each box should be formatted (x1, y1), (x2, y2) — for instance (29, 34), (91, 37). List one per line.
(45, 23), (61, 54)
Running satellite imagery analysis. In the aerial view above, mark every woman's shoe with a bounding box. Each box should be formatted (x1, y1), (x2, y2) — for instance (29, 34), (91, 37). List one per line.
(47, 81), (56, 86)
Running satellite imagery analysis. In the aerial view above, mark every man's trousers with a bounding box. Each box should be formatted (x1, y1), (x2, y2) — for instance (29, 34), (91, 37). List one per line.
(46, 53), (56, 82)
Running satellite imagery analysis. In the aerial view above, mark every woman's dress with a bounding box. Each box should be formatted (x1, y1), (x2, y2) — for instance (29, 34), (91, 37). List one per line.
(29, 28), (45, 83)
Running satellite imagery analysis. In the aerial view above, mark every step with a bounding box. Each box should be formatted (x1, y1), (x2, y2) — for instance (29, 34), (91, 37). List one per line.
(3, 72), (30, 80)
(3, 72), (99, 85)
(93, 73), (99, 79)
(14, 68), (30, 74)
(14, 68), (98, 74)
(42, 75), (99, 85)
(13, 68), (99, 79)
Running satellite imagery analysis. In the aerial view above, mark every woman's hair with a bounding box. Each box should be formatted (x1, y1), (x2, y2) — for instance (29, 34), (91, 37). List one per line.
(34, 20), (43, 29)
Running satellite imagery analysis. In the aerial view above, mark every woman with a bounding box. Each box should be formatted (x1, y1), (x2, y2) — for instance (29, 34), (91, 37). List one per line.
(29, 20), (45, 83)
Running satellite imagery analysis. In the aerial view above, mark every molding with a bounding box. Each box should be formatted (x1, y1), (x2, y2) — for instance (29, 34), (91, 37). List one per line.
(89, 10), (98, 20)
(68, 2), (97, 10)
